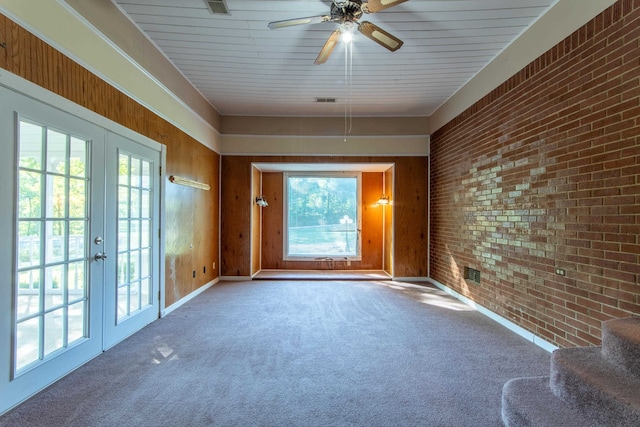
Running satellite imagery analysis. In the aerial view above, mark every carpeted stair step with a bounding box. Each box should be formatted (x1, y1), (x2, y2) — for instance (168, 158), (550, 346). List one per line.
(550, 346), (640, 427)
(601, 317), (640, 377)
(502, 376), (596, 427)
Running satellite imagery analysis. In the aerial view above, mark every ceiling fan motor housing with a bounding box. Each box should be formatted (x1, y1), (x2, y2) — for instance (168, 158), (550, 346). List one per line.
(331, 0), (363, 22)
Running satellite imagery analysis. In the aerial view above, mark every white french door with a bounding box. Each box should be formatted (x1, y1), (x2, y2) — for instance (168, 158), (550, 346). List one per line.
(0, 85), (162, 414)
(103, 133), (161, 349)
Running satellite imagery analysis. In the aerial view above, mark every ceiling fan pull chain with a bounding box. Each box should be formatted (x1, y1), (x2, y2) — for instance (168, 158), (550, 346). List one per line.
(345, 39), (348, 140)
(349, 39), (353, 134)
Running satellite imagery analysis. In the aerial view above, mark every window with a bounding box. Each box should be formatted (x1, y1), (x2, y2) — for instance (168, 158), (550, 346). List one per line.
(284, 172), (361, 260)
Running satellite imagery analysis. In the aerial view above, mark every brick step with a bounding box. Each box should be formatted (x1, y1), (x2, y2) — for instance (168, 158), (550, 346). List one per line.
(550, 347), (640, 427)
(602, 317), (640, 377)
(502, 376), (597, 427)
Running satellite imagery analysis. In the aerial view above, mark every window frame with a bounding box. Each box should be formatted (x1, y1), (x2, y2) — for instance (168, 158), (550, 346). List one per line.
(283, 171), (362, 261)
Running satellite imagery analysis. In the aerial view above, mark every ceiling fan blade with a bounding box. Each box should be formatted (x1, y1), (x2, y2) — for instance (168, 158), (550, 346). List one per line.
(358, 21), (403, 52)
(363, 0), (409, 13)
(315, 30), (342, 65)
(268, 15), (330, 29)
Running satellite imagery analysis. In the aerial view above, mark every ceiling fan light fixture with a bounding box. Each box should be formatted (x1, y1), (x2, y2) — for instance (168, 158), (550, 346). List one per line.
(269, 0), (406, 64)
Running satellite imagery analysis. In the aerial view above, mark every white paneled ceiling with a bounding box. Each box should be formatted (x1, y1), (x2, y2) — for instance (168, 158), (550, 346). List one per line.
(113, 0), (555, 117)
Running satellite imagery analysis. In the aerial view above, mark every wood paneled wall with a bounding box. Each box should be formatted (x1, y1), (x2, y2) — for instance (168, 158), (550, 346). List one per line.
(384, 168), (394, 275)
(0, 14), (220, 307)
(251, 165), (261, 275)
(221, 156), (428, 277)
(393, 156), (429, 278)
(259, 171), (384, 270)
(0, 17), (6, 70)
(220, 155), (252, 276)
(361, 172), (385, 269)
(261, 172), (285, 268)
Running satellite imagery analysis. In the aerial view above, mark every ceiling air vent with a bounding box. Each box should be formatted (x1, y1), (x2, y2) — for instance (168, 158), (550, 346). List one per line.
(315, 97), (337, 103)
(204, 0), (230, 15)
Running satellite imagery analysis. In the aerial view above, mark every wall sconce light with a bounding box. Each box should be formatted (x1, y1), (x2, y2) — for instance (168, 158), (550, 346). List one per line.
(256, 196), (269, 207)
(377, 195), (389, 205)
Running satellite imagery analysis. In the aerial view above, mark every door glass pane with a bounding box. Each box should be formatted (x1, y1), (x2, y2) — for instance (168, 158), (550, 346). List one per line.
(141, 161), (150, 189)
(117, 285), (128, 320)
(119, 154), (129, 186)
(68, 261), (85, 297)
(141, 191), (151, 217)
(130, 157), (140, 188)
(47, 175), (67, 218)
(118, 187), (129, 218)
(118, 221), (129, 252)
(45, 221), (66, 264)
(44, 265), (64, 310)
(14, 119), (90, 375)
(129, 280), (140, 314)
(16, 317), (40, 371)
(141, 249), (150, 277)
(69, 137), (86, 178)
(68, 301), (85, 343)
(46, 129), (67, 174)
(18, 222), (41, 269)
(44, 308), (65, 356)
(19, 121), (43, 170)
(141, 278), (150, 306)
(17, 270), (41, 317)
(18, 171), (42, 218)
(116, 151), (153, 323)
(69, 178), (86, 218)
(141, 220), (151, 248)
(68, 221), (85, 260)
(130, 188), (140, 219)
(130, 220), (140, 250)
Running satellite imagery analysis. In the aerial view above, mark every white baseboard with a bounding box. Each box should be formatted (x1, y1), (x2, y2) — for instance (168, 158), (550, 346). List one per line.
(427, 278), (558, 353)
(162, 278), (219, 317)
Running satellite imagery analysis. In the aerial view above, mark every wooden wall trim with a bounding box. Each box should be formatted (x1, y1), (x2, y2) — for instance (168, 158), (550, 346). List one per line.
(0, 4), (220, 150)
(221, 116), (429, 137)
(221, 135), (430, 156)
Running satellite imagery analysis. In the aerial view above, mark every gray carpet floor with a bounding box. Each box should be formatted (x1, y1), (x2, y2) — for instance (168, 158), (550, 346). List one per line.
(0, 280), (551, 426)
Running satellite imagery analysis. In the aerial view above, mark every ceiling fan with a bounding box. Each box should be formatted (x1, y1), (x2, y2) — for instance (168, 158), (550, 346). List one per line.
(267, 0), (408, 65)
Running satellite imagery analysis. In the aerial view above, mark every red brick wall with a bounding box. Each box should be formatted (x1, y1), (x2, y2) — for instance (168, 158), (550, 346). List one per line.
(430, 0), (640, 348)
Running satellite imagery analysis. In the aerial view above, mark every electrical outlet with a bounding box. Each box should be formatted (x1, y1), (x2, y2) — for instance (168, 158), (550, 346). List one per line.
(555, 268), (566, 276)
(212, 262), (216, 270)
(192, 270), (196, 278)
(203, 266), (206, 274)
(347, 260), (351, 267)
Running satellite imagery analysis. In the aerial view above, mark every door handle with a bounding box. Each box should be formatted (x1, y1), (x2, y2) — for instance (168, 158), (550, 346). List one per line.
(94, 252), (108, 261)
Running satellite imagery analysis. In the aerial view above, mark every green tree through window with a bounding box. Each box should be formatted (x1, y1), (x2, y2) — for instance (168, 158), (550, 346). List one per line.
(285, 173), (360, 259)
